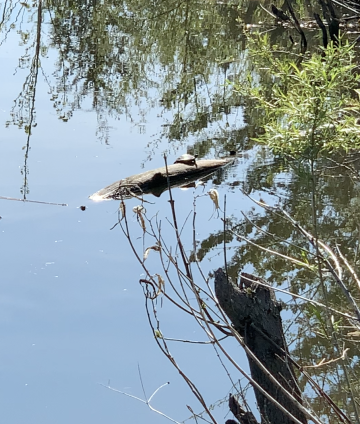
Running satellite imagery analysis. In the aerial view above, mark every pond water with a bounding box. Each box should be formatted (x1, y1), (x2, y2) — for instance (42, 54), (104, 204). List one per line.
(1, 2), (359, 424)
(0, 3), (256, 423)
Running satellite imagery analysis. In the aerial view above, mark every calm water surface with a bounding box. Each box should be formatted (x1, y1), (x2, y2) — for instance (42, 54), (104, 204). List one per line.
(0, 4), (255, 423)
(3, 2), (355, 422)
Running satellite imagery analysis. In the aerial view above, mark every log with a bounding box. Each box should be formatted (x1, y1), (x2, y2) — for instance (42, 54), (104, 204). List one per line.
(214, 268), (307, 424)
(89, 158), (233, 200)
(228, 394), (258, 424)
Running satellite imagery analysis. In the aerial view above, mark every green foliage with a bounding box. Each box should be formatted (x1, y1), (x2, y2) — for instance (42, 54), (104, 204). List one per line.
(234, 34), (360, 159)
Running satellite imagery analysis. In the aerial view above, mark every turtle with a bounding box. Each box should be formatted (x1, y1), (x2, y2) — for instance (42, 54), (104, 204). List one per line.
(174, 153), (198, 166)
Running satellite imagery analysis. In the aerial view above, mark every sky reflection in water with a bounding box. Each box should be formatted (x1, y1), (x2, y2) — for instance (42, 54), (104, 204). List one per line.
(0, 8), (254, 424)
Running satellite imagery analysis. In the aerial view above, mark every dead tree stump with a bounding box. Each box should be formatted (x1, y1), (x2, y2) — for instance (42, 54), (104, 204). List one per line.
(214, 268), (307, 424)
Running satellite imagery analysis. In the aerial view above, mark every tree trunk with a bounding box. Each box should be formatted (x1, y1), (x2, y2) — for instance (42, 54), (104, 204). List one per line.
(215, 268), (307, 424)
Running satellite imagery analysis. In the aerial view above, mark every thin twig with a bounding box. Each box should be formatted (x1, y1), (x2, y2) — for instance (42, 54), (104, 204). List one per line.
(100, 382), (180, 424)
(336, 244), (360, 294)
(0, 195), (67, 206)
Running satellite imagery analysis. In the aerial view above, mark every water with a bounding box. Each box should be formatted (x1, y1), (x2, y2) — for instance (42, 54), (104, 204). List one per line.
(0, 4), (254, 423)
(2, 2), (358, 423)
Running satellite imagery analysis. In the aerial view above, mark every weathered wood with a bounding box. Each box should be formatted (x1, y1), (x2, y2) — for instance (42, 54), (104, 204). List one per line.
(89, 158), (233, 200)
(228, 394), (259, 424)
(215, 268), (307, 424)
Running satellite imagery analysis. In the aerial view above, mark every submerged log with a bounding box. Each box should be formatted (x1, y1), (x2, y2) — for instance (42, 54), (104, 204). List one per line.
(215, 268), (307, 424)
(89, 158), (233, 200)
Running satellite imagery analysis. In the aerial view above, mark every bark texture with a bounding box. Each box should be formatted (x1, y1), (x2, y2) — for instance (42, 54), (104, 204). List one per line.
(214, 268), (307, 424)
(89, 158), (233, 200)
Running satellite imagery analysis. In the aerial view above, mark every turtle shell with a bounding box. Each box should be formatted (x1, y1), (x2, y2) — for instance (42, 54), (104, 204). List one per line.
(174, 154), (197, 165)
